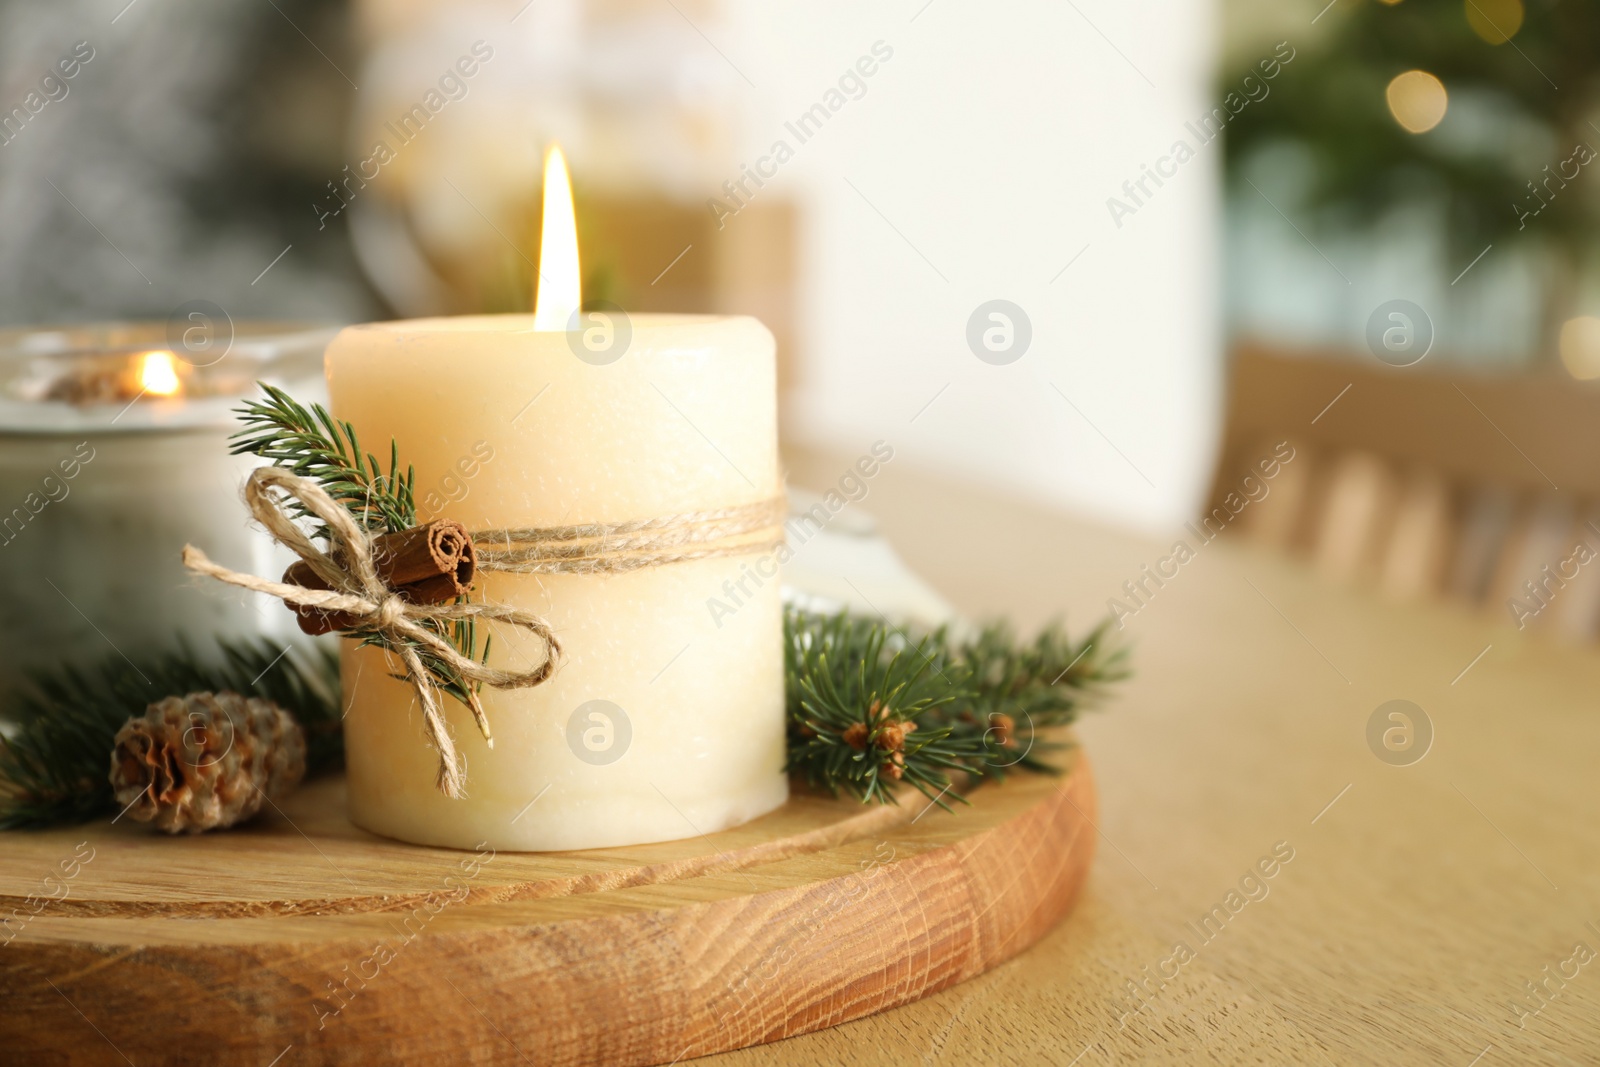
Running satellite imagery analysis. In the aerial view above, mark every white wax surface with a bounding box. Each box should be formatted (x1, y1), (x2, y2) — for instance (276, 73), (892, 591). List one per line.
(326, 314), (788, 851)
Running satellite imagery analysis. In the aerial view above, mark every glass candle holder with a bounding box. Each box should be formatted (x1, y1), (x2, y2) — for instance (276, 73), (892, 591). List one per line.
(0, 321), (336, 699)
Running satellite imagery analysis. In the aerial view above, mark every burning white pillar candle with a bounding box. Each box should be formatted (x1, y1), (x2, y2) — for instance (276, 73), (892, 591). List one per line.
(327, 148), (788, 850)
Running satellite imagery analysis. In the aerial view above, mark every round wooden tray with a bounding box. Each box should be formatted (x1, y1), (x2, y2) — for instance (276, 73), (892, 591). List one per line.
(1, 752), (1095, 1067)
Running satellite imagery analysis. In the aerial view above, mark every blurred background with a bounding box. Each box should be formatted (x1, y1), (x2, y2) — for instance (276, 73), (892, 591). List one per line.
(1, 0), (1597, 641)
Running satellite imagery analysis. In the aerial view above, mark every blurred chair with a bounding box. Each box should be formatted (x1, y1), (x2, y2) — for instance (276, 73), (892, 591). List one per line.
(1210, 344), (1600, 639)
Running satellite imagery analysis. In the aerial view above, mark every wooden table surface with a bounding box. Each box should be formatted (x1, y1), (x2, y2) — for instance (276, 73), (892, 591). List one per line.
(735, 449), (1600, 1066)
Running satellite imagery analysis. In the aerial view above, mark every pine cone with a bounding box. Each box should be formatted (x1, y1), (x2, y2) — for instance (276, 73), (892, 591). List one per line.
(109, 692), (306, 834)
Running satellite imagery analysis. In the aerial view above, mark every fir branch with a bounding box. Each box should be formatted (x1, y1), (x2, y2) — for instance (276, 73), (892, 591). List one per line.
(0, 640), (341, 829)
(950, 617), (1130, 779)
(783, 607), (1126, 806)
(231, 383), (415, 535)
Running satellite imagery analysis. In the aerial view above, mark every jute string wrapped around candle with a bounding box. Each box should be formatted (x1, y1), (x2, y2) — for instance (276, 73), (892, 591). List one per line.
(474, 498), (787, 575)
(183, 465), (787, 797)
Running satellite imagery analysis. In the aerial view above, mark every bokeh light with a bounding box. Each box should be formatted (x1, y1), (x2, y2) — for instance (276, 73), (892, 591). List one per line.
(1386, 70), (1449, 133)
(1559, 317), (1600, 379)
(1466, 0), (1524, 44)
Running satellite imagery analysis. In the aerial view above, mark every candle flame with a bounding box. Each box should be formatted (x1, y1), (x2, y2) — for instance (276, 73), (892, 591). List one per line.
(138, 351), (182, 397)
(532, 144), (581, 331)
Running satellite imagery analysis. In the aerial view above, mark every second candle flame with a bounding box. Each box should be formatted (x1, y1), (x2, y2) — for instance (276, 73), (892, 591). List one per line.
(532, 144), (581, 332)
(138, 351), (182, 397)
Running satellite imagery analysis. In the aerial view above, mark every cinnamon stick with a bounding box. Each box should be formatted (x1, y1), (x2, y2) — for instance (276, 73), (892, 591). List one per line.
(282, 520), (477, 636)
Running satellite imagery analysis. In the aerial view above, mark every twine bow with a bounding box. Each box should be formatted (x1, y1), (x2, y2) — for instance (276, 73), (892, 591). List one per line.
(183, 466), (561, 799)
